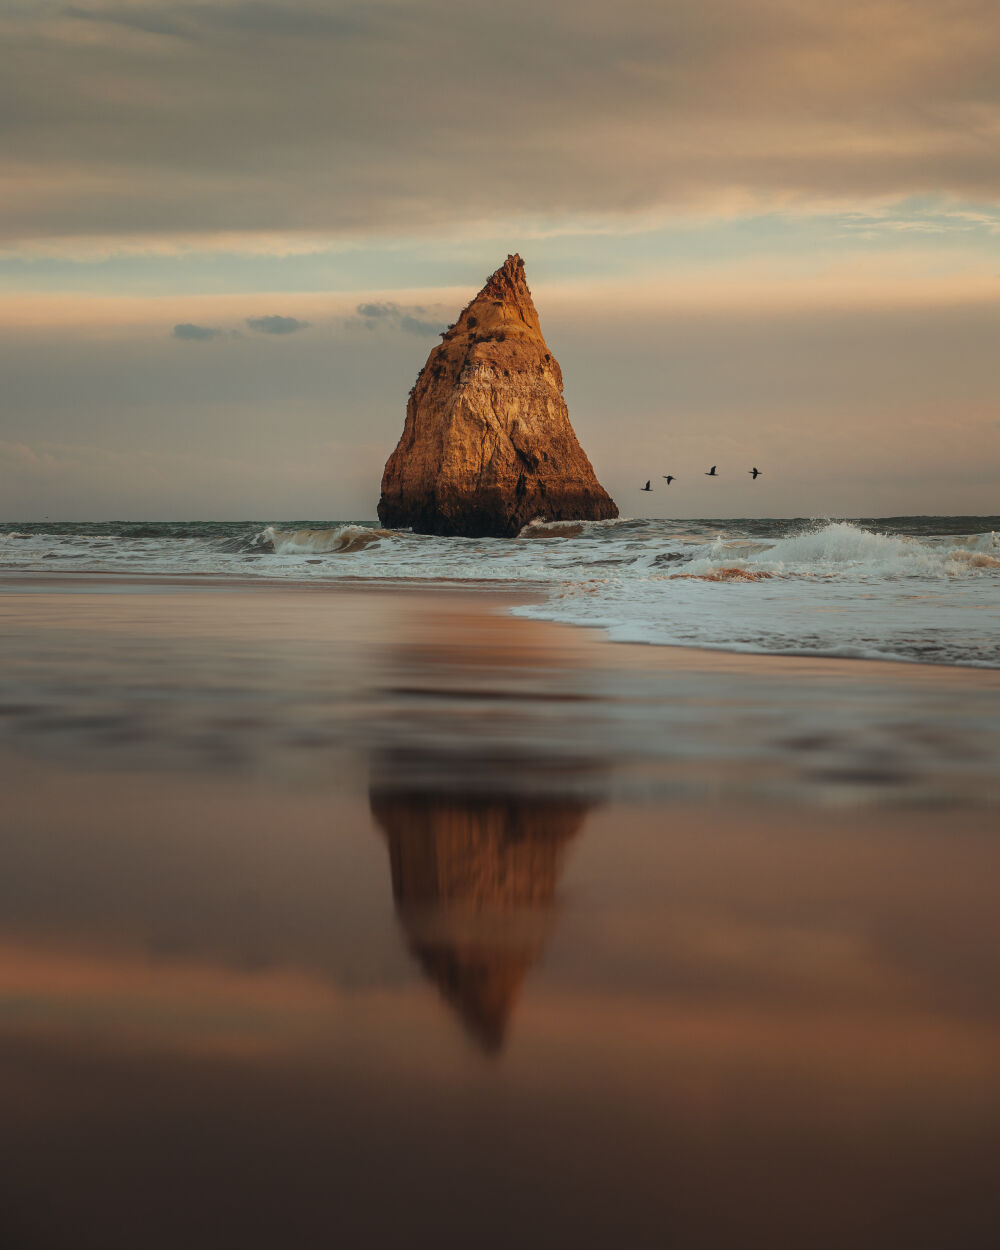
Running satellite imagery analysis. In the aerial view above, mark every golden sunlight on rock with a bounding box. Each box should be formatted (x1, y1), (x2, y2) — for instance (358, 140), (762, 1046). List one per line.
(378, 255), (617, 537)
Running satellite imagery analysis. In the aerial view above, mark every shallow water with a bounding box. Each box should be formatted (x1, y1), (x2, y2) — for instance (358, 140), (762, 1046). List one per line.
(0, 579), (998, 1248)
(3, 515), (999, 667)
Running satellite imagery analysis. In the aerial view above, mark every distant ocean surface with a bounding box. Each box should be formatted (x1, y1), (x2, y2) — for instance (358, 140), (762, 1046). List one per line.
(3, 516), (999, 668)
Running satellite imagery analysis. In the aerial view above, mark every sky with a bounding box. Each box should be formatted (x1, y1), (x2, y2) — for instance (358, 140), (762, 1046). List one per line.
(1, 0), (998, 520)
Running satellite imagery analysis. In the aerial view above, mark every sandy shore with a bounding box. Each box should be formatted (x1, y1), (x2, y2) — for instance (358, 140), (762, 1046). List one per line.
(1, 573), (998, 1249)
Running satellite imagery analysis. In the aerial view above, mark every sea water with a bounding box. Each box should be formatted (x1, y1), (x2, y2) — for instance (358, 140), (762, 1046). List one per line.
(2, 516), (998, 668)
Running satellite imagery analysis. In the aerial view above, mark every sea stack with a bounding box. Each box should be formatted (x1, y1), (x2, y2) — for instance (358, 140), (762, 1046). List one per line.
(377, 254), (618, 538)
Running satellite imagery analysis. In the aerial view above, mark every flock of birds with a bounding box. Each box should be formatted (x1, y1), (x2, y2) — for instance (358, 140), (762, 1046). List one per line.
(641, 466), (762, 491)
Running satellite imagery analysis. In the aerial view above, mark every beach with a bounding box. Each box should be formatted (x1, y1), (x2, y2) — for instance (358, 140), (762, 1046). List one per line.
(1, 572), (998, 1248)
(7, 0), (1000, 1243)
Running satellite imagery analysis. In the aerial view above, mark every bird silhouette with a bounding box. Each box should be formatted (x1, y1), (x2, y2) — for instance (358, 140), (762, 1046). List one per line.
(705, 465), (718, 476)
(662, 475), (675, 485)
(749, 467), (762, 479)
(640, 480), (652, 491)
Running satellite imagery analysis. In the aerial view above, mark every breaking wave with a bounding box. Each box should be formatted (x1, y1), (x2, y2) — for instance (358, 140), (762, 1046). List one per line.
(254, 525), (395, 555)
(2, 515), (998, 667)
(517, 519), (587, 540)
(678, 522), (1000, 580)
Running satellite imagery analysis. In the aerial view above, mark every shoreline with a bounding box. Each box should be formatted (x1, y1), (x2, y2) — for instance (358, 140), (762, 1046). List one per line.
(1, 572), (997, 812)
(2, 567), (998, 686)
(5, 512), (998, 673)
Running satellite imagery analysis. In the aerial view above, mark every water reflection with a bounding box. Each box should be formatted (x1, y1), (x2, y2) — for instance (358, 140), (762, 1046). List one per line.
(367, 611), (608, 1051)
(371, 775), (590, 1051)
(2, 584), (999, 1247)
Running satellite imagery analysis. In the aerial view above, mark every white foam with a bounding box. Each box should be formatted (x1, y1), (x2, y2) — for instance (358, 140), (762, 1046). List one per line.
(258, 524), (394, 555)
(680, 522), (1000, 580)
(3, 519), (998, 667)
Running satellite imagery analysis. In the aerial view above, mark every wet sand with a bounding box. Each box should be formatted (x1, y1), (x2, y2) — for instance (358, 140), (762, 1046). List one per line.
(1, 575), (998, 1249)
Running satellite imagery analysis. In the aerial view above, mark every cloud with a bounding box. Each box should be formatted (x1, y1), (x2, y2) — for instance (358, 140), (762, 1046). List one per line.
(63, 1), (375, 43)
(352, 302), (443, 336)
(398, 314), (442, 336)
(64, 3), (192, 41)
(172, 322), (221, 340)
(245, 314), (310, 335)
(1, 1), (998, 246)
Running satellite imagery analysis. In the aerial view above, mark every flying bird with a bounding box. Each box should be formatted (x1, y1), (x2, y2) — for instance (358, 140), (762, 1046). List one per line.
(640, 480), (653, 491)
(749, 467), (762, 479)
(705, 465), (718, 476)
(662, 475), (675, 484)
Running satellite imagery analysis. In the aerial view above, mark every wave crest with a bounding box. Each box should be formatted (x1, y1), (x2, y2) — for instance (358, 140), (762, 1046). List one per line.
(518, 519), (586, 540)
(683, 522), (1000, 580)
(255, 525), (394, 555)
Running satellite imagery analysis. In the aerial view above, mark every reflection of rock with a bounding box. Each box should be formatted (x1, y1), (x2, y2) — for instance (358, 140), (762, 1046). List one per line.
(371, 791), (587, 1053)
(377, 254), (618, 538)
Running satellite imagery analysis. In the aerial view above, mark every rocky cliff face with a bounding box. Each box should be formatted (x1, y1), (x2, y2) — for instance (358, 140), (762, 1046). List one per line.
(377, 254), (618, 538)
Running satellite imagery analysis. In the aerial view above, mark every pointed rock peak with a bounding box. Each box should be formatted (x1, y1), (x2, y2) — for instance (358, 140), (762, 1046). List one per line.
(451, 252), (540, 341)
(378, 251), (618, 538)
(482, 253), (529, 302)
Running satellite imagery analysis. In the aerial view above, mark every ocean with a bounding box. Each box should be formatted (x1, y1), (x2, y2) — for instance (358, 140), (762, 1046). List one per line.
(3, 515), (999, 668)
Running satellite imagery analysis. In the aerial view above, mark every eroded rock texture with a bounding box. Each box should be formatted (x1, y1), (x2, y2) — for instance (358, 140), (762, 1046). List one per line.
(377, 254), (618, 538)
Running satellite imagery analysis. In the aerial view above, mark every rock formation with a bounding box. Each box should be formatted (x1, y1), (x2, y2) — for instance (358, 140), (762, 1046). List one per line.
(377, 254), (618, 538)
